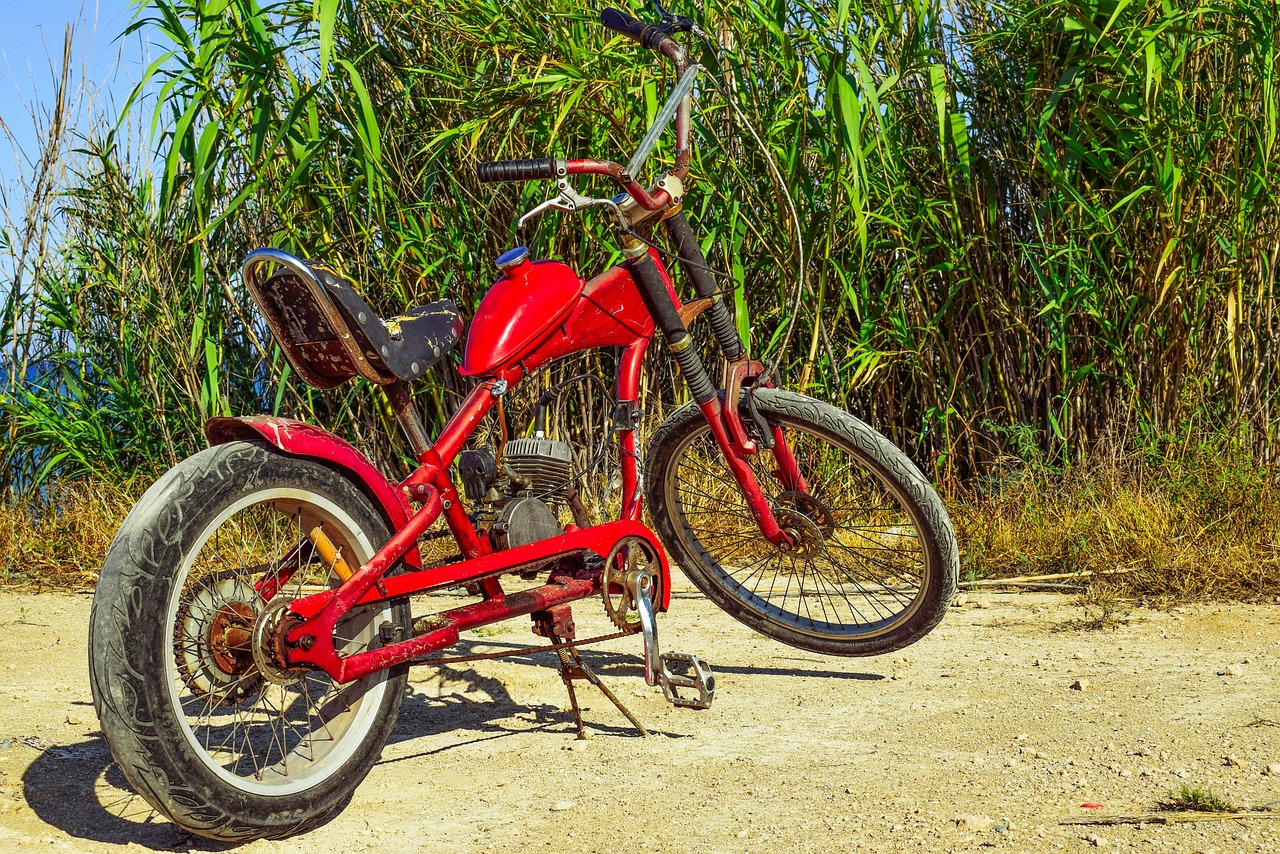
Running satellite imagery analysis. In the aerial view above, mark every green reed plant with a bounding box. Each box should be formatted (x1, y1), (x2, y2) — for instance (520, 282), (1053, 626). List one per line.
(0, 0), (1277, 500)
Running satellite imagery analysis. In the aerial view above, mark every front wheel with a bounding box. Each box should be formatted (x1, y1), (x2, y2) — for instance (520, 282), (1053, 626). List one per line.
(89, 441), (411, 841)
(646, 389), (958, 656)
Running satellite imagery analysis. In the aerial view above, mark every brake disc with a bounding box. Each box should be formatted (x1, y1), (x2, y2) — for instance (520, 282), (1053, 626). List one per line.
(173, 570), (264, 706)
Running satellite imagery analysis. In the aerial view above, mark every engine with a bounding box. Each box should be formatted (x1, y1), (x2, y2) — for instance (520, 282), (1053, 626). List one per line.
(457, 437), (576, 554)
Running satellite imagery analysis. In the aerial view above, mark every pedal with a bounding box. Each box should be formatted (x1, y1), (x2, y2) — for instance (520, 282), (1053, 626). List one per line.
(658, 652), (716, 710)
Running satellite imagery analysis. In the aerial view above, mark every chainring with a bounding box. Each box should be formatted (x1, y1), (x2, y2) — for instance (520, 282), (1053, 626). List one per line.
(601, 537), (661, 631)
(173, 570), (264, 706)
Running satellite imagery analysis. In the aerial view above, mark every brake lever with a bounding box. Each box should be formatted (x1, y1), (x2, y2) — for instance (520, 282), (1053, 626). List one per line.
(517, 178), (626, 231)
(517, 194), (576, 230)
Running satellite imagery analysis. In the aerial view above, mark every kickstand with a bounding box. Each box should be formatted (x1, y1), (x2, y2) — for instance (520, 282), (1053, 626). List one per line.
(552, 639), (649, 738)
(535, 605), (649, 738)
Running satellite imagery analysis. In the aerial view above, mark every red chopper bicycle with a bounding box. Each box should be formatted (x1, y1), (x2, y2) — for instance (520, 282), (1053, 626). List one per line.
(89, 5), (958, 842)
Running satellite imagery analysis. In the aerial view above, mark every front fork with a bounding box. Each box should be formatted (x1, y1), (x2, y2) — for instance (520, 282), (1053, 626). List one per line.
(627, 213), (800, 546)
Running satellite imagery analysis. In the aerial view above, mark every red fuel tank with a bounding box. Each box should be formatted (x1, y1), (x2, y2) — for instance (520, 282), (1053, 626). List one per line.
(460, 254), (584, 377)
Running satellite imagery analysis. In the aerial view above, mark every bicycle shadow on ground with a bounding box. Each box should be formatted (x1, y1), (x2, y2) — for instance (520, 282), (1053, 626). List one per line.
(21, 734), (235, 852)
(23, 643), (878, 848)
(382, 641), (680, 766)
(20, 654), (645, 850)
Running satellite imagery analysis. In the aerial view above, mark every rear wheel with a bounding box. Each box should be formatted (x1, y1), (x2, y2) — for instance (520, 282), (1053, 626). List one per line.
(646, 390), (957, 656)
(89, 441), (410, 841)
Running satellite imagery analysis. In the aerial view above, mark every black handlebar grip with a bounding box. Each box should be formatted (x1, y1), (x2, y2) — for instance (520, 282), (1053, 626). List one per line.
(475, 158), (558, 184)
(600, 8), (669, 51)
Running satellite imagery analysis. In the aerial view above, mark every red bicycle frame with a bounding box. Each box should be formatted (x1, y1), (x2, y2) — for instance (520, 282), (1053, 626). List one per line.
(209, 8), (809, 686)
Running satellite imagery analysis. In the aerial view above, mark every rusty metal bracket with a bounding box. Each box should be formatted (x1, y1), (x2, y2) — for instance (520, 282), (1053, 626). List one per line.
(722, 356), (767, 454)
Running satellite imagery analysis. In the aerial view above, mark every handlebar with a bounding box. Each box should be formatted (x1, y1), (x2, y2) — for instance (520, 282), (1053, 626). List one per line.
(599, 7), (676, 52)
(476, 158), (561, 184)
(476, 6), (697, 211)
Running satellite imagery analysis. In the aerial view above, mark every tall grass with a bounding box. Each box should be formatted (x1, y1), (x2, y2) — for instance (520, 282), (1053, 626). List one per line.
(1, 0), (1278, 497)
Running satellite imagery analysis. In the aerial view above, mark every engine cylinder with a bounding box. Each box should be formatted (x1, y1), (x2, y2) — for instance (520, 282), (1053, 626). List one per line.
(502, 437), (573, 496)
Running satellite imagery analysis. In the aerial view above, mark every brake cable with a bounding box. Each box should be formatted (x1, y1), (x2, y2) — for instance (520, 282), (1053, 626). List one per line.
(690, 18), (808, 387)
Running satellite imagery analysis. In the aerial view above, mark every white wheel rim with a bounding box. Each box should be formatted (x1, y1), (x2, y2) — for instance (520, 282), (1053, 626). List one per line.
(164, 487), (395, 796)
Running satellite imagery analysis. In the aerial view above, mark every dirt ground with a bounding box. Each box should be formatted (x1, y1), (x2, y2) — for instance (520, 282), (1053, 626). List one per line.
(0, 582), (1279, 853)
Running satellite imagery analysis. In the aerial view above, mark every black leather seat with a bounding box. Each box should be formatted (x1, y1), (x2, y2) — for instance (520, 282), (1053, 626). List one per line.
(243, 249), (463, 389)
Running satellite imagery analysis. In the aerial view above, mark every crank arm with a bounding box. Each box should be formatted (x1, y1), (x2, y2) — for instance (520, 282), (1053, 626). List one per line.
(629, 569), (660, 685)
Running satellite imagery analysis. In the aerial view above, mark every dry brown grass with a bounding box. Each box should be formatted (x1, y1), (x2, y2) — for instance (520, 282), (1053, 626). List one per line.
(950, 435), (1280, 600)
(7, 427), (1279, 603)
(0, 480), (141, 590)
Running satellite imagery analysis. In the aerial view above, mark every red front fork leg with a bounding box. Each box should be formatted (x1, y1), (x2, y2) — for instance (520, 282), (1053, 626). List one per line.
(696, 398), (794, 547)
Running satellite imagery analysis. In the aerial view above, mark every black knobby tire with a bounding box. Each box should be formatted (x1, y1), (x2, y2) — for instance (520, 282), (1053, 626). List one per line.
(645, 389), (958, 656)
(89, 441), (410, 841)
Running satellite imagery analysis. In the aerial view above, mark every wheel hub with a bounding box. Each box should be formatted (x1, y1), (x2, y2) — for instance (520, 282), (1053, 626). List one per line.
(773, 490), (836, 538)
(251, 597), (309, 686)
(773, 507), (826, 558)
(174, 572), (264, 705)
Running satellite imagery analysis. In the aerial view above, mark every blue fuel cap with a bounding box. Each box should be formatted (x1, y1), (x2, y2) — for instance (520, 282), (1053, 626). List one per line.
(495, 246), (530, 271)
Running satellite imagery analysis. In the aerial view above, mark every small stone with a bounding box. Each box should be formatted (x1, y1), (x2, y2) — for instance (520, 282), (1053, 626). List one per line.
(1073, 651), (1085, 660)
(1225, 754), (1248, 768)
(1084, 832), (1109, 847)
(1071, 679), (1091, 691)
(1016, 733), (1029, 742)
(954, 593), (969, 607)
(1118, 769), (1132, 778)
(570, 741), (588, 752)
(736, 830), (749, 838)
(955, 814), (995, 832)
(550, 800), (575, 812)
(65, 715), (82, 726)
(1136, 747), (1151, 757)
(1219, 664), (1245, 677)
(1264, 763), (1280, 776)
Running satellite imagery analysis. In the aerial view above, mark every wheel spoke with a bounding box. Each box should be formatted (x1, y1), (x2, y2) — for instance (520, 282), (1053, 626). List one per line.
(666, 405), (934, 638)
(167, 487), (399, 793)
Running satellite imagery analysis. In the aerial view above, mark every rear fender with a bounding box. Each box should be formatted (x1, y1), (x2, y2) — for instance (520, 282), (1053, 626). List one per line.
(204, 416), (422, 568)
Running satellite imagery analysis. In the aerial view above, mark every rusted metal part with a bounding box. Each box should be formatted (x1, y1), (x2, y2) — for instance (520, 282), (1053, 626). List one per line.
(563, 644), (649, 737)
(563, 487), (593, 529)
(385, 381), (432, 457)
(308, 526), (353, 582)
(677, 297), (715, 327)
(531, 605), (576, 640)
(555, 643), (588, 739)
(721, 356), (767, 455)
(208, 602), (255, 674)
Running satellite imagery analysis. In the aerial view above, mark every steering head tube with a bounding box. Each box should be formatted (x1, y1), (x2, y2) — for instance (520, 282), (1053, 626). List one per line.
(476, 158), (562, 184)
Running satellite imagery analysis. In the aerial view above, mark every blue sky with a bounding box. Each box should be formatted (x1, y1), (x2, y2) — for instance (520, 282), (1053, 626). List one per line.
(0, 0), (144, 185)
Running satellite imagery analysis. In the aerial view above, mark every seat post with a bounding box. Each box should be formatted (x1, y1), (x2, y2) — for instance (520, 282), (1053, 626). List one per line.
(386, 381), (432, 458)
